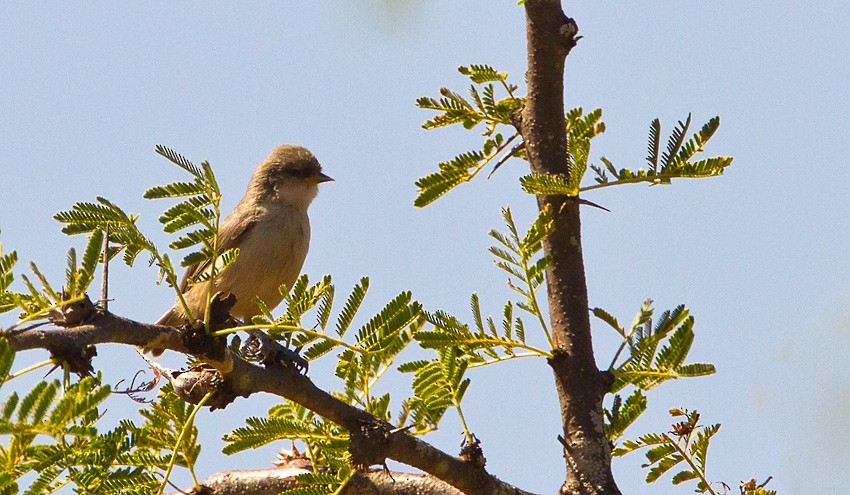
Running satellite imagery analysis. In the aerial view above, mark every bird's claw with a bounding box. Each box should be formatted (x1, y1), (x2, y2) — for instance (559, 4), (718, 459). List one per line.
(242, 330), (308, 374)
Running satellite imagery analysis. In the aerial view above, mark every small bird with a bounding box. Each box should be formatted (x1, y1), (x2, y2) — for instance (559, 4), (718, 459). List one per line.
(155, 145), (332, 330)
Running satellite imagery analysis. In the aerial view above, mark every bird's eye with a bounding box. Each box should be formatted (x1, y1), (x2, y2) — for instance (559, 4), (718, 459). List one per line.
(282, 169), (305, 179)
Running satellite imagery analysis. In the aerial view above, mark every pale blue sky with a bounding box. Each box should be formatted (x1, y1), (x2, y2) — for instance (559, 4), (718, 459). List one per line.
(2, 2), (848, 493)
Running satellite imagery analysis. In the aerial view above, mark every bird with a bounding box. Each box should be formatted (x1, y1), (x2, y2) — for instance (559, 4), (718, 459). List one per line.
(155, 145), (332, 334)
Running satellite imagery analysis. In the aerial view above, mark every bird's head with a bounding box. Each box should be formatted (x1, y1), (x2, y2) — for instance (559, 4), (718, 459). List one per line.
(249, 145), (333, 209)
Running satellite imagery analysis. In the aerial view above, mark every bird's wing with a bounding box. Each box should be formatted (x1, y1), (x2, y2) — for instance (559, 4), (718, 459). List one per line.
(177, 209), (257, 293)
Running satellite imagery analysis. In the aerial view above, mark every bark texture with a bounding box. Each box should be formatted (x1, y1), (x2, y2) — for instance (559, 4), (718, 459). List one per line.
(168, 470), (464, 495)
(521, 1), (620, 494)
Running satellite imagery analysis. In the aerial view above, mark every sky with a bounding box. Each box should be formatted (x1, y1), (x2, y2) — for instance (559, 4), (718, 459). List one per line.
(1, 1), (849, 494)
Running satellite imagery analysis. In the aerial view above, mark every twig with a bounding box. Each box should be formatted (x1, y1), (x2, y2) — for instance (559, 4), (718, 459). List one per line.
(100, 224), (109, 311)
(487, 139), (524, 179)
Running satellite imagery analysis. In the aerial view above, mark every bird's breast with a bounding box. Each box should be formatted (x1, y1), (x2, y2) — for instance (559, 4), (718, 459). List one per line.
(217, 208), (311, 318)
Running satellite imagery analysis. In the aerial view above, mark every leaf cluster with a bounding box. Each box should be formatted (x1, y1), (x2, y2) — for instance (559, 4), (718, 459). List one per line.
(124, 384), (202, 473)
(587, 114), (733, 190)
(223, 400), (349, 472)
(414, 65), (523, 206)
(488, 206), (555, 346)
(595, 301), (715, 445)
(409, 206), (553, 372)
(54, 196), (154, 269)
(145, 146), (228, 283)
(397, 208), (557, 438)
(332, 289), (420, 411)
(244, 275), (422, 415)
(0, 340), (160, 494)
(223, 275), (425, 488)
(522, 113), (732, 198)
(0, 233), (103, 328)
(417, 65), (518, 133)
(224, 402), (357, 494)
(597, 301), (715, 393)
(613, 408), (722, 494)
(398, 347), (470, 434)
(416, 65), (732, 212)
(414, 296), (544, 367)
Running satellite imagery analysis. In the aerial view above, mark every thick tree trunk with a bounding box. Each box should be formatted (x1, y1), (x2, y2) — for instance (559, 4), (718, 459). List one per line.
(521, 1), (620, 494)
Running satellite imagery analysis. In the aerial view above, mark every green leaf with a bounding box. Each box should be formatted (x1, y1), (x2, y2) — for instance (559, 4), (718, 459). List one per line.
(522, 205), (554, 255)
(0, 245), (18, 292)
(18, 381), (57, 424)
(55, 197), (155, 269)
(519, 173), (576, 196)
(605, 389), (647, 441)
(586, 115), (732, 191)
(0, 340), (15, 386)
(154, 145), (203, 178)
(676, 362), (716, 377)
(671, 469), (698, 485)
(654, 319), (695, 371)
(28, 262), (60, 303)
(646, 453), (683, 482)
(76, 230), (104, 293)
(661, 114), (691, 169)
(302, 339), (337, 361)
(415, 66), (522, 206)
(674, 116), (719, 167)
(222, 416), (330, 454)
(470, 294), (484, 334)
(180, 249), (211, 269)
(143, 181), (206, 200)
(278, 274), (332, 327)
(336, 278), (369, 337)
(355, 292), (419, 355)
(414, 151), (483, 207)
(692, 423), (720, 471)
(592, 307), (623, 335)
(48, 377), (110, 430)
(405, 348), (471, 427)
(161, 205), (215, 234)
(458, 64), (508, 84)
(316, 284), (335, 330)
(645, 443), (676, 464)
(646, 118), (661, 172)
(169, 228), (213, 251)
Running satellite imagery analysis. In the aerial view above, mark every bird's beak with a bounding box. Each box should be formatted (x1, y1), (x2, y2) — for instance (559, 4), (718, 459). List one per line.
(313, 172), (334, 184)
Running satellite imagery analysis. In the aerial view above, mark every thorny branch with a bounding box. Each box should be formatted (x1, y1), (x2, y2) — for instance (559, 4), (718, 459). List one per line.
(521, 1), (619, 494)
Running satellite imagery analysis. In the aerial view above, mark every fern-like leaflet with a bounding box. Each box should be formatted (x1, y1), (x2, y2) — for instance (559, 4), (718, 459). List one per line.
(585, 114), (732, 191)
(415, 64), (523, 206)
(611, 409), (759, 495)
(0, 234), (104, 330)
(398, 347), (473, 440)
(595, 301), (716, 393)
(0, 367), (161, 494)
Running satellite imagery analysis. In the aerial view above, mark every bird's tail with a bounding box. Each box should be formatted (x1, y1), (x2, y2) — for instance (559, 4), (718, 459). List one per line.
(155, 307), (179, 327)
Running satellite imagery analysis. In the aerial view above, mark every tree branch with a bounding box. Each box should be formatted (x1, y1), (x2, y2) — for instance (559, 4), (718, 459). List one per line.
(169, 469), (464, 495)
(6, 312), (535, 495)
(521, 1), (619, 494)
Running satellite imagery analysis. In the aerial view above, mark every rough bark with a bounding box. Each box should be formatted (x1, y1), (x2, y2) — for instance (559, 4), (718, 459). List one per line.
(521, 1), (620, 494)
(168, 470), (464, 495)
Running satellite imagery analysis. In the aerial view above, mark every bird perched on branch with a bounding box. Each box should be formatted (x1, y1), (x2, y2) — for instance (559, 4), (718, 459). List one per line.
(155, 144), (332, 333)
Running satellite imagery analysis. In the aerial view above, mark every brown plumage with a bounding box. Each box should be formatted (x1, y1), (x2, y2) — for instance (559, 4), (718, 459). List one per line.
(155, 145), (332, 329)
